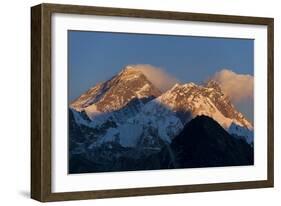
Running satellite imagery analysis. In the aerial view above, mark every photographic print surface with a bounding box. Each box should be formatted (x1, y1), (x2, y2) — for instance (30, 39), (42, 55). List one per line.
(68, 31), (254, 174)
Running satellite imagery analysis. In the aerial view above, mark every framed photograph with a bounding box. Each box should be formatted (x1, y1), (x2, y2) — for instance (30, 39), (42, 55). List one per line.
(31, 3), (274, 202)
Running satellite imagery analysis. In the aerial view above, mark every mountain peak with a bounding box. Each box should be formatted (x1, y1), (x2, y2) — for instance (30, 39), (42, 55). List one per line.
(70, 65), (162, 119)
(169, 82), (197, 93)
(205, 80), (223, 92)
(121, 65), (142, 73)
(153, 79), (253, 131)
(167, 114), (254, 168)
(117, 65), (144, 79)
(123, 65), (137, 71)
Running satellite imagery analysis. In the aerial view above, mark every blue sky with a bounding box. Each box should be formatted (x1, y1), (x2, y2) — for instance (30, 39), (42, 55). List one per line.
(68, 30), (254, 121)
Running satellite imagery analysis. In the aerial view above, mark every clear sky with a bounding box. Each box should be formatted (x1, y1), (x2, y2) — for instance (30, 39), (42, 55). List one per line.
(68, 30), (254, 121)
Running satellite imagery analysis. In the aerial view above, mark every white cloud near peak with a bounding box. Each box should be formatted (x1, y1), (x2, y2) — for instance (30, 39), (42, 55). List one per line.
(129, 64), (179, 92)
(211, 69), (254, 103)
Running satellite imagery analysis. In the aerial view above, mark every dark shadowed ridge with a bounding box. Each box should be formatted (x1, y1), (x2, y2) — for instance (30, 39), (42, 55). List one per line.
(69, 114), (253, 173)
(164, 115), (254, 168)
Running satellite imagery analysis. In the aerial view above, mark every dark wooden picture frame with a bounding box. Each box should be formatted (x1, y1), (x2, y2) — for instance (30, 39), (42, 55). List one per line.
(31, 3), (274, 202)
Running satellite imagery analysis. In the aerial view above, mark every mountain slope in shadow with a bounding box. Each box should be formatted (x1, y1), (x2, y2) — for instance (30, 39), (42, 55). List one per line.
(69, 115), (253, 173)
(158, 115), (254, 169)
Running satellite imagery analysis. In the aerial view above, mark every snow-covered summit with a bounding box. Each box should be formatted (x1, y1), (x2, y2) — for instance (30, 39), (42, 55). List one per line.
(152, 81), (253, 136)
(70, 65), (162, 120)
(205, 80), (253, 130)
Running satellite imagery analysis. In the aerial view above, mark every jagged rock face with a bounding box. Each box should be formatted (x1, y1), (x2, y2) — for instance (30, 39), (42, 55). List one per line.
(153, 81), (253, 130)
(205, 80), (252, 129)
(70, 66), (162, 119)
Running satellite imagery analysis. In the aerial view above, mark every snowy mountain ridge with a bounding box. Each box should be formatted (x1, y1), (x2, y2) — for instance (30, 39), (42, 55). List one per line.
(71, 65), (162, 118)
(69, 65), (254, 148)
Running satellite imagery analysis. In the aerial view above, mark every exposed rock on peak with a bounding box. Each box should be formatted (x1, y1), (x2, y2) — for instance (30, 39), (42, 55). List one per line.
(70, 65), (162, 120)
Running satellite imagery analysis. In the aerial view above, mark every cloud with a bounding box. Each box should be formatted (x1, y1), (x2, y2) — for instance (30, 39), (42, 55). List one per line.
(210, 69), (254, 103)
(129, 64), (179, 92)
